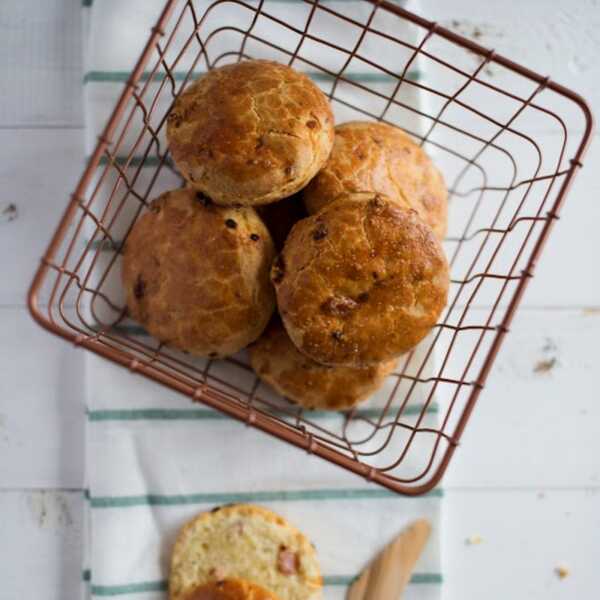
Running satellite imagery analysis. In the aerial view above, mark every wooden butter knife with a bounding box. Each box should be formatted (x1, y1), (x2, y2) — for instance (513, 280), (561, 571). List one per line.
(346, 518), (431, 600)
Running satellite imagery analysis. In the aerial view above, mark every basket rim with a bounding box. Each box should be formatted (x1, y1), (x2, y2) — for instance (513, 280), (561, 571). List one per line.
(28, 0), (595, 495)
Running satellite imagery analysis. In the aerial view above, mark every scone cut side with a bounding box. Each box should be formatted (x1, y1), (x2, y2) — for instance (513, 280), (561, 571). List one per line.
(170, 504), (322, 600)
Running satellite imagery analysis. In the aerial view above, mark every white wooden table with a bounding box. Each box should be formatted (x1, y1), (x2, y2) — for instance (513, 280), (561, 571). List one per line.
(1, 1), (599, 598)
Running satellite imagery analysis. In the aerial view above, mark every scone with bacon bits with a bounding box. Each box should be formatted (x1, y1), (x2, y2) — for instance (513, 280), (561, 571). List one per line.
(167, 60), (334, 206)
(122, 188), (275, 357)
(250, 319), (396, 410)
(273, 192), (449, 367)
(170, 504), (322, 600)
(303, 120), (447, 239)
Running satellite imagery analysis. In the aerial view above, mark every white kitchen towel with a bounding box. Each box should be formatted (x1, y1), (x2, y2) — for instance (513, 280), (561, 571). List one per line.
(83, 352), (443, 600)
(82, 1), (443, 599)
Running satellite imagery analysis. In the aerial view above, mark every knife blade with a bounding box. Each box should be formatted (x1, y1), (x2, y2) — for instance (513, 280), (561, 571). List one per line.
(346, 518), (431, 600)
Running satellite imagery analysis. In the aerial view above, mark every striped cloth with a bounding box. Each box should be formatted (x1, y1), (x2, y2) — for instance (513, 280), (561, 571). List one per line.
(82, 1), (442, 598)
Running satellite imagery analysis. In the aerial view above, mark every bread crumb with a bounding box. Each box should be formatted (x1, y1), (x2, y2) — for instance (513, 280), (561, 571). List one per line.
(1, 202), (17, 223)
(555, 565), (570, 579)
(534, 357), (557, 373)
(465, 534), (483, 546)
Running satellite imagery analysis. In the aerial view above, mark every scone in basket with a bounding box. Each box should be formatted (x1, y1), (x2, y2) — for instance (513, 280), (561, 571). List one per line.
(29, 0), (593, 495)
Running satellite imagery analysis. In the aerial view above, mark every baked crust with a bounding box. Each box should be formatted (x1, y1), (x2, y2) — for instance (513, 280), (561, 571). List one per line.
(122, 188), (275, 357)
(303, 121), (447, 239)
(182, 579), (279, 600)
(167, 60), (334, 206)
(250, 319), (396, 410)
(273, 192), (449, 366)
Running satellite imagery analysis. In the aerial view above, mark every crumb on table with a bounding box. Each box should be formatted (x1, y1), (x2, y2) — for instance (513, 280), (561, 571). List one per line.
(465, 534), (483, 546)
(555, 565), (570, 580)
(534, 357), (557, 373)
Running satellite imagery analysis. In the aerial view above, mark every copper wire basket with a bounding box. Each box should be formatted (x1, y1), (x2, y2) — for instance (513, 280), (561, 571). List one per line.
(28, 0), (593, 495)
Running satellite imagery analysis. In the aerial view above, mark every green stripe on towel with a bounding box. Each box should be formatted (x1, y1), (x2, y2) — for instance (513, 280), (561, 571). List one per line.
(88, 408), (229, 421)
(87, 403), (438, 422)
(83, 69), (421, 85)
(89, 487), (443, 508)
(84, 573), (441, 595)
(323, 573), (443, 585)
(91, 581), (167, 596)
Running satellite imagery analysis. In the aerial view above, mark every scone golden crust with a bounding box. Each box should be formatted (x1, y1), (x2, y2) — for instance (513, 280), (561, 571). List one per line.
(182, 579), (279, 600)
(122, 188), (275, 357)
(170, 504), (322, 600)
(249, 320), (396, 410)
(303, 121), (448, 239)
(273, 192), (449, 366)
(167, 60), (334, 206)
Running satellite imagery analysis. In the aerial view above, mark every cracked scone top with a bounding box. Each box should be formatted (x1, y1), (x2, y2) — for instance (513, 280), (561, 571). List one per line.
(272, 192), (449, 367)
(167, 60), (334, 206)
(303, 121), (448, 239)
(250, 319), (396, 410)
(122, 188), (275, 357)
(170, 504), (322, 600)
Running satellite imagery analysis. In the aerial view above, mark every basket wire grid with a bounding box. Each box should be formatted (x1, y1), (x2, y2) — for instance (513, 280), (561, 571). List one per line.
(29, 0), (593, 495)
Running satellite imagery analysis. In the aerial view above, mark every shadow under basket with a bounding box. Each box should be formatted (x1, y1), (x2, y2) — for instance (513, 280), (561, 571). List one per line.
(29, 0), (593, 495)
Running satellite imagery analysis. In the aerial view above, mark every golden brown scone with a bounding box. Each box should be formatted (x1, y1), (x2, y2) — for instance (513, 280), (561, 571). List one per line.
(249, 319), (396, 410)
(272, 192), (449, 366)
(257, 195), (307, 251)
(303, 121), (447, 239)
(182, 579), (279, 600)
(167, 60), (334, 206)
(122, 188), (275, 357)
(170, 504), (322, 600)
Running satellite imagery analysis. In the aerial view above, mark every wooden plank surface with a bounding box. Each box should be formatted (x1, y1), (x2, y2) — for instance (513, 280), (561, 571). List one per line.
(0, 1), (598, 599)
(443, 488), (600, 599)
(445, 308), (600, 488)
(0, 307), (85, 488)
(0, 0), (83, 128)
(1, 488), (597, 600)
(3, 306), (597, 491)
(420, 0), (600, 125)
(1, 132), (597, 307)
(0, 491), (84, 599)
(0, 129), (84, 306)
